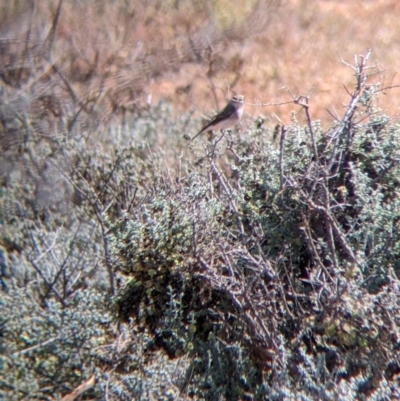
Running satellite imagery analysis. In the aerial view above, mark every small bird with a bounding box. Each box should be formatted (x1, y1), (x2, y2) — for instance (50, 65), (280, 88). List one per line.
(191, 95), (244, 140)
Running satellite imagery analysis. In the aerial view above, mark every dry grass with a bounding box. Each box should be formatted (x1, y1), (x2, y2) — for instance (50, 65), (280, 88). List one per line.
(2, 0), (400, 133)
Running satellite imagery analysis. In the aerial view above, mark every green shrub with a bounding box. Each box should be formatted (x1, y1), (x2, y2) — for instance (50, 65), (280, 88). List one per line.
(2, 47), (400, 400)
(2, 287), (110, 400)
(110, 54), (400, 399)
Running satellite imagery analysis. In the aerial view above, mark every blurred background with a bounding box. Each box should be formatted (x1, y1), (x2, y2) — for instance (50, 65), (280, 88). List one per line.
(1, 0), (399, 133)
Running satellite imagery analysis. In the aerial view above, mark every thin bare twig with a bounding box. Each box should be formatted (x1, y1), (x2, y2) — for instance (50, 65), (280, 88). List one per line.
(291, 93), (319, 161)
(210, 160), (245, 238)
(11, 336), (59, 357)
(61, 375), (96, 401)
(279, 125), (287, 190)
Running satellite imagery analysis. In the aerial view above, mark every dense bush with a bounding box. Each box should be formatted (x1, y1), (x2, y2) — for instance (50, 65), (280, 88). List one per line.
(109, 54), (400, 400)
(2, 31), (400, 401)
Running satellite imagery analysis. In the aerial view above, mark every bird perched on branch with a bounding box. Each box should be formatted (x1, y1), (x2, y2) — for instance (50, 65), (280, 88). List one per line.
(191, 95), (244, 140)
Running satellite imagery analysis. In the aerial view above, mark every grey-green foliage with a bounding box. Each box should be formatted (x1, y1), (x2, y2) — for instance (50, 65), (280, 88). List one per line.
(1, 286), (110, 400)
(2, 53), (400, 399)
(110, 72), (400, 399)
(344, 117), (400, 275)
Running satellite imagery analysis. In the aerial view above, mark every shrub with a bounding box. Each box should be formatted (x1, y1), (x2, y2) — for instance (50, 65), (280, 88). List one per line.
(110, 52), (400, 399)
(2, 287), (110, 400)
(2, 41), (400, 400)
